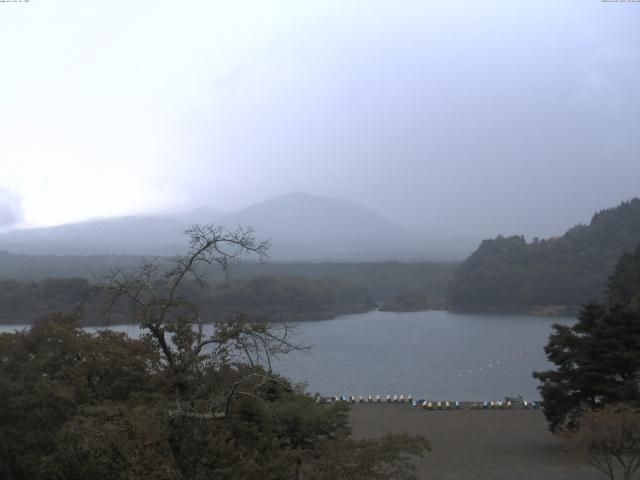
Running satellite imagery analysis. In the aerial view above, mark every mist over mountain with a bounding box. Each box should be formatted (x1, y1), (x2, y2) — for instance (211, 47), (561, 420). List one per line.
(0, 193), (478, 261)
(0, 193), (475, 260)
(0, 208), (224, 256)
(217, 193), (451, 261)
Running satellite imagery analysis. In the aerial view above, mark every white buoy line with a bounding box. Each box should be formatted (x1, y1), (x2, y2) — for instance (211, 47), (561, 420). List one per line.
(456, 347), (540, 377)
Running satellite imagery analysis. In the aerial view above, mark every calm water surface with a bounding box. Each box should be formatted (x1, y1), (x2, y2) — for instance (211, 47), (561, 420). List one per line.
(273, 310), (574, 400)
(0, 310), (574, 401)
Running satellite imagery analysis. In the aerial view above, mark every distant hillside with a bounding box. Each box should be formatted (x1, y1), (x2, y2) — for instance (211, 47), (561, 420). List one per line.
(447, 198), (640, 310)
(0, 208), (223, 255)
(216, 192), (429, 260)
(0, 193), (473, 260)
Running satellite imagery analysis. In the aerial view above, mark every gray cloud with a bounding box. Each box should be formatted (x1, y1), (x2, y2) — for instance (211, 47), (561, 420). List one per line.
(168, 1), (640, 240)
(0, 188), (23, 229)
(1, 1), (639, 238)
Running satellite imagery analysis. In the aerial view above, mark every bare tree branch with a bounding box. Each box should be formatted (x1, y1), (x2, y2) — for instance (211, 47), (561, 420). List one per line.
(96, 224), (305, 404)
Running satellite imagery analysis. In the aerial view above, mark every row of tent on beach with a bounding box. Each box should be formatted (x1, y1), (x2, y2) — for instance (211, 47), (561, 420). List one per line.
(322, 394), (540, 410)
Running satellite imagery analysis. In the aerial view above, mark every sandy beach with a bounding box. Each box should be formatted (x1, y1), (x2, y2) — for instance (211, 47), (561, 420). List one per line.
(349, 404), (602, 480)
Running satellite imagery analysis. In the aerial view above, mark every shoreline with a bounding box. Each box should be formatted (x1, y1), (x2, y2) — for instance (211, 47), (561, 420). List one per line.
(319, 397), (543, 406)
(0, 305), (577, 327)
(448, 305), (579, 317)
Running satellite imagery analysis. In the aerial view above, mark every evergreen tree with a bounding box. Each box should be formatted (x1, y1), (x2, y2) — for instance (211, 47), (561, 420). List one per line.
(533, 244), (640, 431)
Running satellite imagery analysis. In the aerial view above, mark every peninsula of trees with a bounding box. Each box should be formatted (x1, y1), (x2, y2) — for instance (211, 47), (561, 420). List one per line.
(447, 198), (640, 312)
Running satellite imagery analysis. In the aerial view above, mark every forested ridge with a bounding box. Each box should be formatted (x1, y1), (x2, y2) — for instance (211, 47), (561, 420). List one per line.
(0, 275), (374, 325)
(448, 198), (640, 309)
(0, 258), (455, 324)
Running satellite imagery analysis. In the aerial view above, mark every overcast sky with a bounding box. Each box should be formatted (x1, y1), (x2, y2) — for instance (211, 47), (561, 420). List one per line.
(1, 0), (639, 238)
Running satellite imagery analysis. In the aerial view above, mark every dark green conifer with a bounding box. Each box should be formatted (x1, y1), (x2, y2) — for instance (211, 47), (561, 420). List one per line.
(534, 244), (640, 431)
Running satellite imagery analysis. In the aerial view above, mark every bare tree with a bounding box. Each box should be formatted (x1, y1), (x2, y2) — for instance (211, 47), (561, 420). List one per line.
(101, 224), (304, 406)
(564, 405), (640, 480)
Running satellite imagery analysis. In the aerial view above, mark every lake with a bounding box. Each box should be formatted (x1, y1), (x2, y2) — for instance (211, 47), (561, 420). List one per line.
(0, 310), (574, 401)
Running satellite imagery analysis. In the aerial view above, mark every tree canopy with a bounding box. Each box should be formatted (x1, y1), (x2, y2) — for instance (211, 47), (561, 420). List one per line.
(448, 198), (640, 309)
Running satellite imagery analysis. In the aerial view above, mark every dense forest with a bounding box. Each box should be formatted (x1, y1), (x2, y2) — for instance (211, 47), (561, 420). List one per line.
(447, 198), (640, 311)
(0, 252), (455, 300)
(0, 256), (455, 324)
(0, 275), (374, 325)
